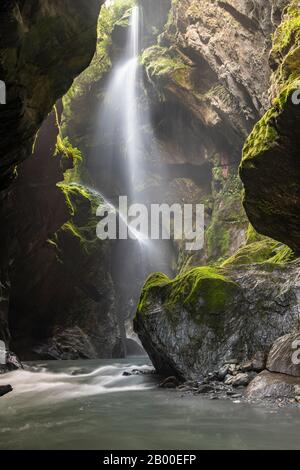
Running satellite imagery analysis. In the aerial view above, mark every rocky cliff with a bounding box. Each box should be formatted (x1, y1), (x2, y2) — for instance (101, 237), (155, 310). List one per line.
(240, 0), (300, 253)
(135, 0), (300, 385)
(0, 0), (127, 361)
(0, 0), (103, 189)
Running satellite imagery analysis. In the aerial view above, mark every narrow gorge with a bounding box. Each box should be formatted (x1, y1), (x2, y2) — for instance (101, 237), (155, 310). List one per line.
(0, 0), (300, 451)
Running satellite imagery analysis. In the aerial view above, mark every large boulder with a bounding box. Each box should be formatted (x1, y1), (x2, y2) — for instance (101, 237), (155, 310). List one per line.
(246, 370), (300, 400)
(267, 333), (300, 377)
(134, 263), (300, 380)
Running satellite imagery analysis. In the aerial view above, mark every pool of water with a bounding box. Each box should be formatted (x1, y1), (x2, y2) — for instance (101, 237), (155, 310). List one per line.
(0, 358), (299, 450)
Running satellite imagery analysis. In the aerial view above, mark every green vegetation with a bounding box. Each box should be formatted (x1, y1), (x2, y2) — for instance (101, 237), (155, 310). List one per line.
(222, 224), (295, 267)
(242, 1), (300, 166)
(63, 0), (135, 131)
(272, 0), (300, 56)
(242, 107), (279, 163)
(56, 183), (102, 254)
(142, 45), (189, 87)
(137, 266), (239, 331)
(206, 169), (248, 263)
(53, 1), (138, 258)
(56, 135), (82, 163)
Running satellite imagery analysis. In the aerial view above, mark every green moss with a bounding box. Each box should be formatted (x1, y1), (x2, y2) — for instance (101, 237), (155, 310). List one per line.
(222, 233), (295, 267)
(137, 267), (239, 332)
(268, 245), (295, 264)
(206, 169), (248, 263)
(272, 1), (300, 56)
(206, 223), (231, 261)
(164, 0), (179, 30)
(142, 45), (189, 83)
(57, 183), (102, 253)
(56, 135), (83, 163)
(242, 1), (300, 167)
(222, 239), (278, 267)
(62, 0), (135, 132)
(137, 272), (170, 314)
(246, 224), (265, 244)
(242, 107), (279, 163)
(167, 267), (236, 309)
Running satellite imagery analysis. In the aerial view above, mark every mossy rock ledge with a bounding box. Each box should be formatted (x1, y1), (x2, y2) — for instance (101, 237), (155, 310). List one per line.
(240, 1), (300, 253)
(134, 264), (300, 380)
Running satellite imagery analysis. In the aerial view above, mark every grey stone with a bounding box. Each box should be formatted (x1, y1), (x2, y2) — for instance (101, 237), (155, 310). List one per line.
(240, 361), (253, 372)
(231, 373), (251, 387)
(246, 371), (300, 400)
(0, 385), (12, 397)
(217, 365), (230, 381)
(251, 351), (267, 372)
(159, 376), (180, 389)
(196, 384), (214, 394)
(135, 264), (300, 380)
(267, 333), (300, 377)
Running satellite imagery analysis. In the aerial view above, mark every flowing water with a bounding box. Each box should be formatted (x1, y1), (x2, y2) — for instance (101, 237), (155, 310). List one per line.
(0, 358), (300, 450)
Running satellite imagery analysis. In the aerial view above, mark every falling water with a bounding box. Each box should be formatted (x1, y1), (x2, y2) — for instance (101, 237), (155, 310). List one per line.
(100, 5), (142, 194)
(96, 5), (174, 348)
(99, 5), (172, 261)
(125, 5), (140, 184)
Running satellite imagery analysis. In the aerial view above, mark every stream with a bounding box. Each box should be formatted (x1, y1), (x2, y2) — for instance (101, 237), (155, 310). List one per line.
(0, 357), (300, 450)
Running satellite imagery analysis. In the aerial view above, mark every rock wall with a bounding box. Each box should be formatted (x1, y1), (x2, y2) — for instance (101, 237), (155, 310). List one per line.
(0, 0), (124, 359)
(0, 0), (103, 188)
(140, 0), (289, 266)
(240, 0), (300, 253)
(135, 0), (300, 379)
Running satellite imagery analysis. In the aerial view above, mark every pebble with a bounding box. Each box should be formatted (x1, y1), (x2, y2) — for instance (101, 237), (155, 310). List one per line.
(0, 385), (13, 397)
(196, 384), (214, 394)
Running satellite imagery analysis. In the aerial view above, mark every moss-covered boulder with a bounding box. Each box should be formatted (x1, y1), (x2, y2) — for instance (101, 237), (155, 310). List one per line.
(240, 1), (300, 253)
(134, 262), (300, 379)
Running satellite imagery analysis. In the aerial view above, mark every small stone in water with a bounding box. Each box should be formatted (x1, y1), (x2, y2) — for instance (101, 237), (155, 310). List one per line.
(196, 384), (214, 394)
(159, 376), (180, 389)
(231, 373), (250, 388)
(0, 385), (13, 397)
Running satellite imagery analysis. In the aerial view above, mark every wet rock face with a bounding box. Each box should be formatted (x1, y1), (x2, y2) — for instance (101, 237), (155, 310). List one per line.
(240, 2), (300, 252)
(135, 263), (300, 380)
(0, 1), (121, 359)
(0, 0), (104, 188)
(0, 351), (23, 375)
(139, 0), (289, 268)
(143, 0), (286, 151)
(6, 111), (122, 360)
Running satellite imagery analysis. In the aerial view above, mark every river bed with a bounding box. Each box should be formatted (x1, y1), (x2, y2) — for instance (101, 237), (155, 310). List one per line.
(0, 358), (299, 450)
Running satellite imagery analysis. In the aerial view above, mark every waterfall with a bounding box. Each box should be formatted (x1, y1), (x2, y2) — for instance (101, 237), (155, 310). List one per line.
(100, 5), (142, 195)
(95, 5), (174, 353)
(125, 5), (140, 185)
